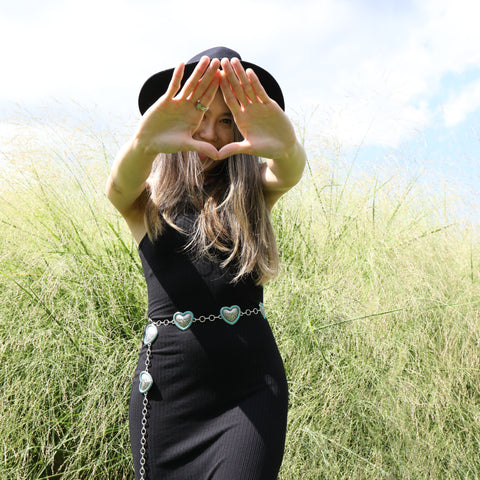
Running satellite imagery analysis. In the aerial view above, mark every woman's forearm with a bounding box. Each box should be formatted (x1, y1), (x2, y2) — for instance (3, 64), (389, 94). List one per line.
(105, 135), (157, 215)
(263, 140), (306, 193)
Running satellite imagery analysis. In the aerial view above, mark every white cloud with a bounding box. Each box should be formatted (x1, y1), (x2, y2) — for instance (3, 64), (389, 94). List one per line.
(296, 0), (480, 147)
(443, 79), (480, 127)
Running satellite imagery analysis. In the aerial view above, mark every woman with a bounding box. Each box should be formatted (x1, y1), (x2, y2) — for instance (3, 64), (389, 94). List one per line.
(106, 46), (306, 480)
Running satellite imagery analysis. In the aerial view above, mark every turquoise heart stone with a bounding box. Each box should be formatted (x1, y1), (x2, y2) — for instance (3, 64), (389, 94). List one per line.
(139, 371), (153, 394)
(259, 302), (266, 319)
(221, 305), (241, 325)
(143, 323), (158, 345)
(173, 311), (194, 330)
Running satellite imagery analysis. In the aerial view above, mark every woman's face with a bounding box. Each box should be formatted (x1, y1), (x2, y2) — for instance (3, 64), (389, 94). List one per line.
(192, 90), (235, 164)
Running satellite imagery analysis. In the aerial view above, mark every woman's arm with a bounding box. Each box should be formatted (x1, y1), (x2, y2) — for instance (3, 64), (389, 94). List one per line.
(219, 58), (306, 208)
(261, 140), (306, 210)
(105, 137), (156, 219)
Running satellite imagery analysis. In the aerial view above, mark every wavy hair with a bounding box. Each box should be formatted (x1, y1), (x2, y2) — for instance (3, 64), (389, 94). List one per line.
(143, 147), (279, 285)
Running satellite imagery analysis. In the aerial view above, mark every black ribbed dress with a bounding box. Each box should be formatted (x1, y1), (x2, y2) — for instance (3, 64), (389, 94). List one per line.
(129, 212), (289, 480)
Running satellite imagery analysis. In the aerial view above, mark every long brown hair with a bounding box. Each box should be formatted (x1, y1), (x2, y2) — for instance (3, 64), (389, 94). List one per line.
(144, 149), (279, 285)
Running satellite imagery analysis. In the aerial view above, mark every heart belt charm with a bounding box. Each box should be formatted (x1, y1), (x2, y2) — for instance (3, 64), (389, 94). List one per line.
(139, 371), (153, 394)
(220, 305), (241, 325)
(173, 311), (194, 330)
(143, 323), (158, 345)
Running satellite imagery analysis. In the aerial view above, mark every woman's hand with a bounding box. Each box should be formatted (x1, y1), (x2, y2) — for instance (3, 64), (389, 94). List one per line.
(135, 56), (222, 159)
(217, 58), (298, 161)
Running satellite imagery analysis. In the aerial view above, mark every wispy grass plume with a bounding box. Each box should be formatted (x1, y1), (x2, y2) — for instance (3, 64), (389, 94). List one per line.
(1, 119), (480, 479)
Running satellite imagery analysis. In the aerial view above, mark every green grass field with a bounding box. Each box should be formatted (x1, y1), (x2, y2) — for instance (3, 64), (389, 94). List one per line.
(1, 124), (479, 479)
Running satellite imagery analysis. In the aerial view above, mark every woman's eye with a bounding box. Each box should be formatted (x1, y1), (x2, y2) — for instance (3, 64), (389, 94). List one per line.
(220, 117), (233, 125)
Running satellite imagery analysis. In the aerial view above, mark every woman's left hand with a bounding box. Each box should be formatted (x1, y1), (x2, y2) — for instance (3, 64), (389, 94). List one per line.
(218, 58), (298, 161)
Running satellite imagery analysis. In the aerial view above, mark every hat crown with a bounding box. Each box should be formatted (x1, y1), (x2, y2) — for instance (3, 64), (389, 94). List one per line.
(138, 46), (285, 114)
(187, 46), (242, 64)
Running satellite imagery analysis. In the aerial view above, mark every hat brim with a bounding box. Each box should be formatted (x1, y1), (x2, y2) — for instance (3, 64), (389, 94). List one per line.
(138, 60), (285, 115)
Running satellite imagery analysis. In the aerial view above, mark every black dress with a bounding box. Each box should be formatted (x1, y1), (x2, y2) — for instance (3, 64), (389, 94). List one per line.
(129, 212), (288, 480)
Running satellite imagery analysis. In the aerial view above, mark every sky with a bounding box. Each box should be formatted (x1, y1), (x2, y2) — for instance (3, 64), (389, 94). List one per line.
(1, 0), (480, 216)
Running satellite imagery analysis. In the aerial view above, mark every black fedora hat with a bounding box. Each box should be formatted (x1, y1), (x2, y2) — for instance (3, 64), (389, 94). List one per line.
(138, 46), (285, 115)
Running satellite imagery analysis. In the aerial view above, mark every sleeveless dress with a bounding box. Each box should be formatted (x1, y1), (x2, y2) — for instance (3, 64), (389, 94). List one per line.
(129, 212), (288, 480)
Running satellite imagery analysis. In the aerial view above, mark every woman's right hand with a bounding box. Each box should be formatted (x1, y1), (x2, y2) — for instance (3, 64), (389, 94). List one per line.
(134, 56), (221, 159)
(106, 57), (221, 239)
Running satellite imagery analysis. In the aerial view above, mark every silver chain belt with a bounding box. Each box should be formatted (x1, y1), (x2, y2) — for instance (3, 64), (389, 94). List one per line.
(137, 302), (265, 480)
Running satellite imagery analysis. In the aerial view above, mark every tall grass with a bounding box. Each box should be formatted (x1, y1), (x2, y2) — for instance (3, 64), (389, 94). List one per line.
(1, 122), (479, 479)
